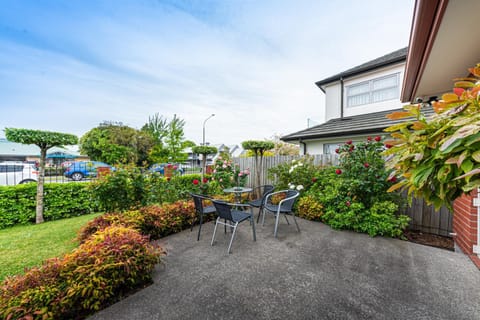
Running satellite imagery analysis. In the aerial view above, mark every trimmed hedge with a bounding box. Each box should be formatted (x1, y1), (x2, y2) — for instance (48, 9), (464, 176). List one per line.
(0, 183), (98, 229)
(0, 226), (161, 319)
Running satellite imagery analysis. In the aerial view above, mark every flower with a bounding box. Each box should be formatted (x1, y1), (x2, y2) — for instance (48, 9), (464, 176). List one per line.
(335, 169), (342, 175)
(346, 201), (351, 207)
(367, 136), (372, 141)
(288, 183), (295, 189)
(388, 176), (397, 183)
(193, 179), (199, 185)
(453, 87), (465, 97)
(346, 140), (353, 145)
(374, 136), (381, 142)
(312, 177), (318, 183)
(364, 163), (370, 168)
(385, 143), (393, 149)
(222, 164), (227, 168)
(335, 148), (340, 153)
(349, 145), (355, 151)
(238, 172), (243, 177)
(296, 185), (304, 191)
(173, 165), (178, 170)
(166, 177), (171, 181)
(167, 164), (173, 168)
(202, 178), (208, 183)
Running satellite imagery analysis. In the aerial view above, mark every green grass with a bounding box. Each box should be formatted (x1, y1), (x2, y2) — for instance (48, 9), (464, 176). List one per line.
(0, 213), (101, 282)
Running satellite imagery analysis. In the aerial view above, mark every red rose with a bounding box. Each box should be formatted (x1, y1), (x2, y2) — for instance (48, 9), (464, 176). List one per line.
(312, 177), (318, 183)
(346, 201), (351, 207)
(167, 164), (173, 168)
(335, 169), (342, 175)
(173, 165), (178, 170)
(335, 148), (340, 154)
(367, 136), (372, 141)
(202, 178), (208, 183)
(388, 176), (397, 183)
(167, 177), (171, 181)
(346, 140), (353, 145)
(374, 136), (381, 142)
(385, 143), (393, 149)
(193, 179), (199, 185)
(349, 145), (355, 151)
(364, 163), (369, 168)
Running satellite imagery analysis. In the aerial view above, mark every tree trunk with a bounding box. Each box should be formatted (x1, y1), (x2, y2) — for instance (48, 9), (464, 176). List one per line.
(36, 148), (46, 223)
(255, 152), (261, 198)
(201, 154), (207, 183)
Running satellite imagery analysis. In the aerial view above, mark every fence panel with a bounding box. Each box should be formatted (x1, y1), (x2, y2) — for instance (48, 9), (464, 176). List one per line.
(234, 155), (452, 237)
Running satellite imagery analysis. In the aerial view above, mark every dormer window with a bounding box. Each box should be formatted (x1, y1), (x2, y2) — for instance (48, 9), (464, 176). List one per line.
(346, 73), (400, 107)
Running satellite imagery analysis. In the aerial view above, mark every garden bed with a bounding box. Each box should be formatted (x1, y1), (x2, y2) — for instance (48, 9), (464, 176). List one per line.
(403, 230), (454, 251)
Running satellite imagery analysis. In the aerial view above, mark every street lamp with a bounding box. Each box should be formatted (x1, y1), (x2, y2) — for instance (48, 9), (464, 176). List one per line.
(202, 114), (215, 146)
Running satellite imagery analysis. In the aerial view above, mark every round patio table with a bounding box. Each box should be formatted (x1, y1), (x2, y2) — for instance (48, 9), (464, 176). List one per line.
(223, 186), (253, 204)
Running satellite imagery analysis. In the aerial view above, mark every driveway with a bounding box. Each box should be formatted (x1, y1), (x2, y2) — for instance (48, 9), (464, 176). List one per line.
(89, 213), (480, 320)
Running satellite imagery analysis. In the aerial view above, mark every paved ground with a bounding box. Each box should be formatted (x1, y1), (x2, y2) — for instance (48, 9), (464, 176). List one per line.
(89, 213), (480, 320)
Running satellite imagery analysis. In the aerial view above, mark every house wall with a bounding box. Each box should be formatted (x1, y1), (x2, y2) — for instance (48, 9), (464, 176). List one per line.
(303, 133), (384, 155)
(453, 190), (479, 256)
(323, 62), (405, 122)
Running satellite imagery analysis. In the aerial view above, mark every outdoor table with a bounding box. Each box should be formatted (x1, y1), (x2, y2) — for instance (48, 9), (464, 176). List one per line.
(223, 186), (253, 204)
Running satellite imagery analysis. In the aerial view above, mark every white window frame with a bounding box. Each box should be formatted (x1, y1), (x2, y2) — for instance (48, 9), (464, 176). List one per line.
(346, 73), (400, 108)
(323, 143), (340, 155)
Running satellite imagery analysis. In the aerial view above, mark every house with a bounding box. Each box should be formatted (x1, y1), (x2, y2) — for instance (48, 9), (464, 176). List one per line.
(183, 144), (242, 166)
(401, 0), (480, 267)
(0, 138), (87, 164)
(282, 47), (409, 154)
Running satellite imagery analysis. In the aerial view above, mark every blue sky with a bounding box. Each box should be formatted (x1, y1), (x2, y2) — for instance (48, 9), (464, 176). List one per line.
(0, 0), (414, 146)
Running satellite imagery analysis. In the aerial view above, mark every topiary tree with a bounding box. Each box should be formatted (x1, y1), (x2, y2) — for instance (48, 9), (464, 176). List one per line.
(192, 145), (218, 182)
(384, 63), (480, 210)
(4, 128), (78, 223)
(241, 140), (274, 196)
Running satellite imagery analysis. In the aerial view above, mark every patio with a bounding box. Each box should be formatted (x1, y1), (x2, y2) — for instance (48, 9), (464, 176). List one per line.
(89, 213), (480, 320)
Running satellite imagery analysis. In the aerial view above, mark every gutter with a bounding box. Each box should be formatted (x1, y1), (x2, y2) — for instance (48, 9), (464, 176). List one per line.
(299, 140), (307, 155)
(340, 77), (344, 119)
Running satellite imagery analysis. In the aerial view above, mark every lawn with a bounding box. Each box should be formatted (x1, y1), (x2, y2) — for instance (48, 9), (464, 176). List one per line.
(0, 213), (101, 281)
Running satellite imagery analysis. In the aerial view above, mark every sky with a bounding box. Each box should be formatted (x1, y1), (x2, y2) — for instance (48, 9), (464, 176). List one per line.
(0, 0), (414, 147)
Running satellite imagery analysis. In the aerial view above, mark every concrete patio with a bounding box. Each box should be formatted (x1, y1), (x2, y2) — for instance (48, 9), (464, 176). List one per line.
(89, 213), (480, 320)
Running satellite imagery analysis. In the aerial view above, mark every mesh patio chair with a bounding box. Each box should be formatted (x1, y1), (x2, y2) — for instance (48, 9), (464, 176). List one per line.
(190, 193), (216, 241)
(247, 185), (275, 223)
(262, 190), (300, 238)
(211, 200), (256, 254)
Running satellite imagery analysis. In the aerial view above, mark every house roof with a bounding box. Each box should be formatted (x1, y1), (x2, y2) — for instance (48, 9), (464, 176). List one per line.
(401, 0), (480, 102)
(315, 47), (408, 91)
(281, 107), (434, 142)
(0, 138), (81, 157)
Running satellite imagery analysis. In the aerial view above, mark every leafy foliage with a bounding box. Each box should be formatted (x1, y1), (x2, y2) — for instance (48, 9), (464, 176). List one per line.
(268, 156), (320, 191)
(0, 183), (98, 229)
(191, 145), (218, 155)
(384, 63), (480, 210)
(0, 226), (161, 320)
(211, 156), (250, 189)
(4, 128), (78, 148)
(241, 140), (275, 154)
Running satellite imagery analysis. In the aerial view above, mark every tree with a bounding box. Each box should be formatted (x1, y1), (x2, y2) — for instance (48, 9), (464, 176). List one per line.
(384, 63), (480, 210)
(192, 145), (218, 182)
(271, 134), (299, 156)
(241, 140), (275, 197)
(4, 128), (78, 224)
(164, 115), (187, 163)
(81, 122), (153, 166)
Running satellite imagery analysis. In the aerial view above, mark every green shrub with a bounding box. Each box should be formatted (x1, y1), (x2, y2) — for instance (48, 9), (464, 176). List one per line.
(297, 195), (323, 221)
(0, 226), (162, 320)
(268, 156), (321, 192)
(360, 201), (410, 237)
(0, 183), (97, 229)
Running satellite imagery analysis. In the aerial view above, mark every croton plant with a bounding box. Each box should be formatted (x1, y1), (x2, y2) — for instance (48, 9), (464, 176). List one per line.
(384, 63), (480, 210)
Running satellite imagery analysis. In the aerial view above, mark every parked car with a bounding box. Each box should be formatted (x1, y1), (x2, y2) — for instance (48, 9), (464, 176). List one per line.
(0, 162), (39, 186)
(149, 163), (184, 175)
(64, 161), (113, 181)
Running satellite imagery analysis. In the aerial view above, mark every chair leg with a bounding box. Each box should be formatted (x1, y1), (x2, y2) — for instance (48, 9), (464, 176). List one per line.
(262, 208), (267, 226)
(197, 212), (204, 241)
(256, 205), (263, 223)
(292, 213), (300, 232)
(250, 208), (256, 241)
(273, 211), (281, 238)
(211, 217), (220, 246)
(227, 222), (239, 254)
(284, 214), (290, 225)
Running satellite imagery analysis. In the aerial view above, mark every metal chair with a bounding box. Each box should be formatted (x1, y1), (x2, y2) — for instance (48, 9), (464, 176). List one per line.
(211, 200), (256, 254)
(247, 185), (275, 223)
(190, 193), (216, 241)
(262, 190), (300, 238)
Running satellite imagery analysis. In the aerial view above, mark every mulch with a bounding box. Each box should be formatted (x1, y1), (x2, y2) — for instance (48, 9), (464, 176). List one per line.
(403, 230), (454, 251)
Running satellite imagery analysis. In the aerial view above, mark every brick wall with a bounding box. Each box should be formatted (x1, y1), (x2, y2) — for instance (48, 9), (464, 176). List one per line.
(453, 190), (478, 255)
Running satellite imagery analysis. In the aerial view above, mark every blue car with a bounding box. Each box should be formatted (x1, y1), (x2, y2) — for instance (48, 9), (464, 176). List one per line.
(64, 161), (113, 181)
(149, 163), (184, 175)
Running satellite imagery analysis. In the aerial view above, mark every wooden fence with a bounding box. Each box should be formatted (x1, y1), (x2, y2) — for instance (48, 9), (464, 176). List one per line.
(233, 155), (453, 237)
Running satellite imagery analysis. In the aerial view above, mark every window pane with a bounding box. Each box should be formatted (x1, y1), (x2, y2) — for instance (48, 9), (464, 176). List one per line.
(347, 82), (369, 95)
(372, 87), (398, 103)
(323, 143), (339, 154)
(373, 74), (398, 90)
(347, 93), (370, 107)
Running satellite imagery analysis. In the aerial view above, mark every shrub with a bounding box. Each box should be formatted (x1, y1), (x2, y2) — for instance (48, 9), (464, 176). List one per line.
(211, 156), (250, 189)
(268, 156), (321, 192)
(297, 195), (323, 221)
(360, 201), (410, 237)
(0, 226), (162, 320)
(0, 183), (97, 229)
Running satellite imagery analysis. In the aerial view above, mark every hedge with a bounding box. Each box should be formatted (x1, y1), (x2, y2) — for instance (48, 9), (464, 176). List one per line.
(0, 183), (98, 229)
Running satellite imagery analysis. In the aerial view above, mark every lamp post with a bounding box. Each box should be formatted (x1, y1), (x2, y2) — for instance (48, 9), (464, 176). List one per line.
(202, 114), (215, 146)
(201, 114), (215, 179)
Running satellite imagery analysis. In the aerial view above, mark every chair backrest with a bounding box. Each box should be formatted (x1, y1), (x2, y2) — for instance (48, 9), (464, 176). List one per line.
(212, 200), (233, 221)
(190, 193), (205, 214)
(261, 185), (275, 199)
(281, 190), (300, 211)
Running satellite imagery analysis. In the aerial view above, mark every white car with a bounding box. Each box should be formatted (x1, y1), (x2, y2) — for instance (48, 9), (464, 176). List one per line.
(0, 162), (39, 186)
